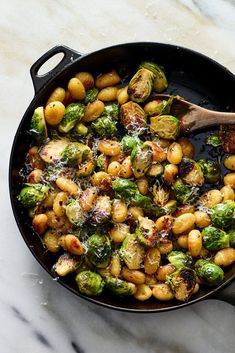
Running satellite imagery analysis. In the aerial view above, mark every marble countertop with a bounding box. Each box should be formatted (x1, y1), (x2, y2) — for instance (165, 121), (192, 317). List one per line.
(1, 0), (235, 352)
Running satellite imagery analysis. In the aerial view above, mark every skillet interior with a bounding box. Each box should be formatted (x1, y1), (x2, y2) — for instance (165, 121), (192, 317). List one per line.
(9, 42), (235, 312)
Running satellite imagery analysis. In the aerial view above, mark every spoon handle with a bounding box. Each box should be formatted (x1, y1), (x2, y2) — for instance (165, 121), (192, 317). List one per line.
(181, 106), (235, 133)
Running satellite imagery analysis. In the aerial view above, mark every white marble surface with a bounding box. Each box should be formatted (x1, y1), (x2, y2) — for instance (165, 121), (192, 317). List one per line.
(1, 0), (235, 352)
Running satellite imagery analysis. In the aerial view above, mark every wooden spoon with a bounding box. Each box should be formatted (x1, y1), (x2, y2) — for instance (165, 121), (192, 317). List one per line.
(154, 94), (235, 134)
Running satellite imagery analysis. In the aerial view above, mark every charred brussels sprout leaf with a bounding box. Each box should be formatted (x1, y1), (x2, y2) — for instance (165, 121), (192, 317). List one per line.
(166, 268), (196, 302)
(84, 88), (99, 105)
(91, 116), (118, 137)
(87, 234), (111, 268)
(136, 216), (158, 247)
(30, 107), (48, 142)
(120, 101), (147, 135)
(220, 125), (235, 153)
(206, 133), (222, 147)
(173, 179), (199, 205)
(96, 154), (109, 172)
(105, 277), (136, 296)
(197, 159), (221, 184)
(167, 251), (193, 269)
(75, 270), (104, 296)
(131, 144), (153, 178)
(152, 184), (170, 207)
(150, 115), (180, 140)
(121, 135), (142, 153)
(179, 157), (204, 187)
(119, 234), (145, 270)
(201, 226), (230, 251)
(59, 103), (85, 133)
(103, 102), (119, 120)
(140, 61), (168, 93)
(18, 183), (49, 208)
(66, 199), (86, 227)
(210, 201), (235, 229)
(195, 259), (224, 286)
(128, 67), (155, 103)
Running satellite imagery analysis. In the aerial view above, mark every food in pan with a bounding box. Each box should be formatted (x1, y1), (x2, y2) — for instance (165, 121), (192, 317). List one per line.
(18, 62), (235, 302)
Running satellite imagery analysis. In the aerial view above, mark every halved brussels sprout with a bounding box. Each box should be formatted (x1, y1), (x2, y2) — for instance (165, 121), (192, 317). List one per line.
(18, 183), (49, 208)
(152, 184), (170, 207)
(179, 157), (204, 186)
(75, 270), (104, 296)
(195, 259), (224, 286)
(119, 234), (145, 269)
(201, 226), (230, 251)
(136, 216), (158, 247)
(30, 106), (48, 142)
(210, 201), (235, 229)
(66, 199), (86, 227)
(84, 88), (99, 105)
(91, 116), (118, 137)
(173, 179), (199, 205)
(70, 122), (88, 138)
(61, 142), (91, 165)
(58, 103), (85, 133)
(39, 138), (70, 164)
(54, 253), (80, 276)
(90, 196), (111, 225)
(197, 159), (221, 184)
(105, 277), (136, 296)
(166, 268), (196, 302)
(131, 144), (153, 178)
(96, 154), (109, 172)
(120, 101), (147, 135)
(128, 67), (155, 103)
(86, 233), (111, 268)
(167, 251), (193, 269)
(140, 62), (168, 93)
(150, 115), (180, 140)
(103, 102), (119, 120)
(121, 135), (142, 154)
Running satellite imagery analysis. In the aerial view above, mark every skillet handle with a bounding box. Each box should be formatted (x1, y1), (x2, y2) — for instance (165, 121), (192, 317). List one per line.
(30, 45), (83, 94)
(208, 280), (235, 306)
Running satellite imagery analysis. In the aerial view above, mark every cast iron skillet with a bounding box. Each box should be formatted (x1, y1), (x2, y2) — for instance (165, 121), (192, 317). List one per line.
(9, 42), (235, 312)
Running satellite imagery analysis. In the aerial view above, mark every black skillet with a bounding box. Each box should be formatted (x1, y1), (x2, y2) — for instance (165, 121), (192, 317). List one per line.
(9, 43), (235, 312)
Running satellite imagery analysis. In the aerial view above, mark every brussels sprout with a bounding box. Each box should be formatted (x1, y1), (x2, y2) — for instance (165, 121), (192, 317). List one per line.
(136, 216), (158, 247)
(66, 199), (86, 227)
(54, 253), (80, 276)
(166, 268), (196, 302)
(112, 178), (137, 198)
(91, 116), (118, 137)
(150, 115), (180, 140)
(206, 133), (222, 147)
(128, 67), (155, 103)
(119, 234), (145, 269)
(173, 179), (199, 205)
(84, 87), (99, 105)
(201, 226), (230, 251)
(76, 160), (96, 177)
(140, 62), (168, 93)
(120, 101), (147, 135)
(90, 196), (111, 225)
(160, 95), (174, 114)
(105, 277), (136, 296)
(103, 102), (119, 120)
(132, 193), (156, 211)
(179, 157), (204, 186)
(220, 125), (235, 153)
(210, 201), (235, 229)
(30, 106), (48, 142)
(75, 270), (104, 296)
(121, 135), (142, 154)
(152, 184), (170, 207)
(18, 183), (49, 208)
(195, 259), (224, 286)
(197, 159), (221, 184)
(58, 103), (85, 133)
(70, 122), (88, 138)
(131, 144), (153, 178)
(146, 163), (164, 177)
(39, 138), (70, 164)
(86, 233), (111, 268)
(61, 142), (91, 165)
(97, 154), (109, 172)
(228, 229), (235, 248)
(167, 251), (193, 269)
(159, 200), (177, 216)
